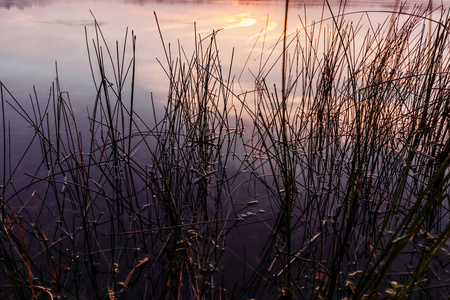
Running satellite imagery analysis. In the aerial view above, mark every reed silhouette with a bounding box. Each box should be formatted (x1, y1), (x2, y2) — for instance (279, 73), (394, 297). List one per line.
(0, 1), (449, 299)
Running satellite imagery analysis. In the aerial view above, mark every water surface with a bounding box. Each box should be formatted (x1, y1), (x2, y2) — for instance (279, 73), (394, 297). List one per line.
(0, 1), (447, 299)
(0, 0), (434, 103)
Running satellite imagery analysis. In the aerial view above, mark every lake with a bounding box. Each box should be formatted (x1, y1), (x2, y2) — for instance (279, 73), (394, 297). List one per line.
(0, 0), (449, 299)
(0, 0), (433, 102)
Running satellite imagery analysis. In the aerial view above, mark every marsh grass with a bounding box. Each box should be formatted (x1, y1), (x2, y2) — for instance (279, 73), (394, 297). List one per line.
(239, 3), (450, 299)
(0, 2), (450, 299)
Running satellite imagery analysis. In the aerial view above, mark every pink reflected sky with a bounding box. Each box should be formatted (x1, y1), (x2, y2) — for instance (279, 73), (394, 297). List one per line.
(0, 0), (434, 106)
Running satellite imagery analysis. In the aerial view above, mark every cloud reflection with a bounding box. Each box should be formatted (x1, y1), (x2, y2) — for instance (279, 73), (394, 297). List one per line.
(0, 0), (54, 10)
(38, 19), (101, 27)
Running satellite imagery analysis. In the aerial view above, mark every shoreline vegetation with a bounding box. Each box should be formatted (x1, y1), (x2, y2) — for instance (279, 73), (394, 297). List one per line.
(1, 1), (450, 299)
(0, 0), (428, 10)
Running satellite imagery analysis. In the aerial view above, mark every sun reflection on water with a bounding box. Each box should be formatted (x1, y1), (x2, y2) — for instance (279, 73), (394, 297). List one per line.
(220, 13), (257, 29)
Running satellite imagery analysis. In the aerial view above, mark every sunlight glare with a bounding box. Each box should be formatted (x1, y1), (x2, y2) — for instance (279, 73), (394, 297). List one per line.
(238, 18), (257, 27)
(222, 13), (257, 29)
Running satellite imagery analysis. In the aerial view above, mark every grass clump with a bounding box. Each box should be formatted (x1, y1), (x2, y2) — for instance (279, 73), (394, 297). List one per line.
(0, 2), (450, 299)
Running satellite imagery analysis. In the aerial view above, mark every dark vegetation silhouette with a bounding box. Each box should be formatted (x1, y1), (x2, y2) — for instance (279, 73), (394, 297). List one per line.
(0, 1), (449, 299)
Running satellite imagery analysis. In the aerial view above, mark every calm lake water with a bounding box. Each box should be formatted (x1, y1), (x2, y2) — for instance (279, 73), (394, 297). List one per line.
(0, 0), (434, 107)
(0, 0), (447, 299)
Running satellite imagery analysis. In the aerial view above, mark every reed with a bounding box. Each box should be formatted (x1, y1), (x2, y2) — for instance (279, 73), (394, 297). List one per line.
(0, 2), (449, 299)
(237, 2), (450, 299)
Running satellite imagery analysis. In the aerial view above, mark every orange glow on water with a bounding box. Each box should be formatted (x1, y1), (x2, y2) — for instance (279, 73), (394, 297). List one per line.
(222, 13), (257, 29)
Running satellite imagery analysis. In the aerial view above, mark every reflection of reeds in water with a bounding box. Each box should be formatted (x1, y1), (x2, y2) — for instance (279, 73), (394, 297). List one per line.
(0, 2), (450, 300)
